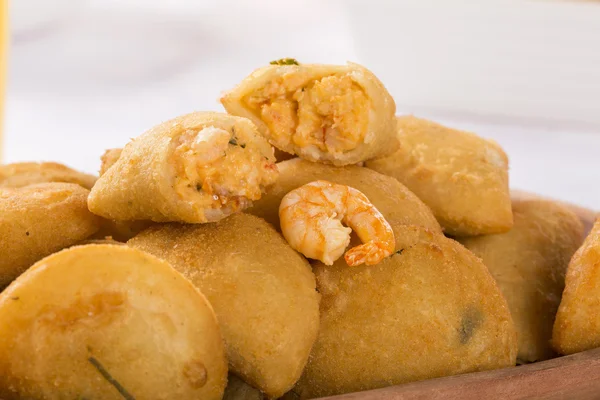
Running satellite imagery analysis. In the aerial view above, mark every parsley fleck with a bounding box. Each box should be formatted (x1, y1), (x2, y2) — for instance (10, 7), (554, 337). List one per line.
(270, 58), (299, 66)
(229, 138), (246, 148)
(88, 356), (135, 400)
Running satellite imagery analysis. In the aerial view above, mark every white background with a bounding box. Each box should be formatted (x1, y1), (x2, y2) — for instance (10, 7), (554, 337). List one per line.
(5, 0), (600, 209)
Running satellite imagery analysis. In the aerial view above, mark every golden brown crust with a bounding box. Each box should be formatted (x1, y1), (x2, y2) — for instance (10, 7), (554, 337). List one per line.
(0, 162), (97, 190)
(294, 226), (517, 398)
(366, 116), (513, 236)
(248, 158), (441, 239)
(88, 112), (277, 223)
(460, 200), (584, 362)
(99, 148), (123, 176)
(128, 213), (320, 398)
(553, 219), (600, 355)
(221, 62), (397, 166)
(0, 183), (102, 288)
(0, 244), (227, 400)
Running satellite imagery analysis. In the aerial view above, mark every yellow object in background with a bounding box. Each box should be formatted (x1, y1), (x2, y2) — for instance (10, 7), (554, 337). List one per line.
(0, 0), (6, 160)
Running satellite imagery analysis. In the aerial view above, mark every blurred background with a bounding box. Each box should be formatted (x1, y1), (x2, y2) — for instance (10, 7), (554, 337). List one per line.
(2, 0), (600, 208)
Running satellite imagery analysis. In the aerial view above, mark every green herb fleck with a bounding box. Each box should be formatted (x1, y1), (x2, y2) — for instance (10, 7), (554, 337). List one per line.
(229, 138), (246, 148)
(395, 249), (404, 255)
(270, 58), (299, 66)
(88, 356), (135, 400)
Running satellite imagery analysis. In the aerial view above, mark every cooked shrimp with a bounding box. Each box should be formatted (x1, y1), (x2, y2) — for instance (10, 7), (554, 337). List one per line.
(279, 180), (395, 266)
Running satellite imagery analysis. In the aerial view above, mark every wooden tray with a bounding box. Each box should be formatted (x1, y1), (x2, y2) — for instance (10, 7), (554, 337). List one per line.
(316, 191), (599, 400)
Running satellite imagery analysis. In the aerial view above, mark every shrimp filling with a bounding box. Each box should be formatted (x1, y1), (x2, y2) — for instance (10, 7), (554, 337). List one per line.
(245, 74), (370, 157)
(279, 180), (395, 266)
(173, 126), (278, 214)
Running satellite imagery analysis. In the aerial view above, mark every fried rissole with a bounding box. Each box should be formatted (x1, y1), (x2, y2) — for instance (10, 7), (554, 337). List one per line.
(0, 161), (97, 190)
(553, 219), (600, 355)
(221, 61), (397, 166)
(460, 200), (584, 362)
(366, 116), (512, 236)
(0, 245), (227, 400)
(88, 112), (278, 223)
(249, 158), (441, 236)
(293, 226), (517, 398)
(0, 183), (101, 288)
(128, 213), (320, 398)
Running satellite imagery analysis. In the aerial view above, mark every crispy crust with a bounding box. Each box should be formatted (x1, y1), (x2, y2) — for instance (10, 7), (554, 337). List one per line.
(294, 226), (517, 398)
(0, 162), (97, 190)
(461, 200), (584, 362)
(88, 112), (276, 223)
(128, 213), (320, 398)
(0, 244), (227, 400)
(0, 183), (102, 289)
(248, 158), (441, 239)
(366, 116), (513, 236)
(553, 219), (600, 355)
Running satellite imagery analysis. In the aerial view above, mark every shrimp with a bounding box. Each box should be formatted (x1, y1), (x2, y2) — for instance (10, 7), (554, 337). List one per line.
(279, 180), (395, 266)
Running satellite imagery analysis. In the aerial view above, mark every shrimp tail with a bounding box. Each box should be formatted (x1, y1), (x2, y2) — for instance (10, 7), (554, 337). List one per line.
(344, 241), (394, 267)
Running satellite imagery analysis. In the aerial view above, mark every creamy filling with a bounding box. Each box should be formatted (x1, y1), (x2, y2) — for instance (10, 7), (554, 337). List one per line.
(173, 126), (278, 214)
(246, 73), (370, 156)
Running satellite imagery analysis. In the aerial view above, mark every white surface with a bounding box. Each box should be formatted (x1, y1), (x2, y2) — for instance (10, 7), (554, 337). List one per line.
(4, 0), (600, 209)
(348, 0), (600, 127)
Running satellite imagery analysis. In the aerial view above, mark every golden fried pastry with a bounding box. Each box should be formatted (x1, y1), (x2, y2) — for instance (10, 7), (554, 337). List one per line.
(221, 61), (397, 166)
(460, 200), (584, 362)
(0, 183), (102, 288)
(249, 158), (441, 236)
(553, 219), (600, 355)
(293, 226), (517, 398)
(99, 148), (123, 176)
(0, 161), (97, 189)
(88, 112), (278, 223)
(223, 374), (264, 400)
(94, 148), (154, 241)
(128, 213), (320, 398)
(0, 244), (227, 400)
(366, 116), (513, 236)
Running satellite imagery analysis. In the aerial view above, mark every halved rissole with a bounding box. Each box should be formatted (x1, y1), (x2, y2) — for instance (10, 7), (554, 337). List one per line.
(88, 112), (278, 223)
(221, 62), (397, 166)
